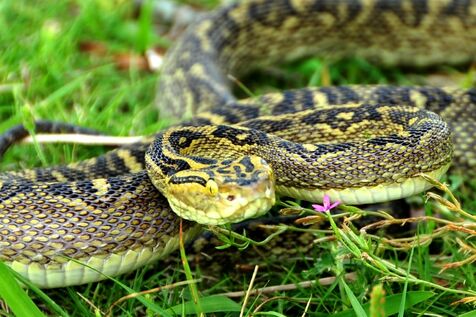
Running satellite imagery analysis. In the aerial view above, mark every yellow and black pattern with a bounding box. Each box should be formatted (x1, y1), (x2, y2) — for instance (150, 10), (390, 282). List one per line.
(0, 171), (199, 288)
(151, 105), (453, 190)
(234, 86), (476, 170)
(145, 104), (453, 224)
(0, 141), (151, 183)
(0, 0), (476, 287)
(157, 0), (476, 119)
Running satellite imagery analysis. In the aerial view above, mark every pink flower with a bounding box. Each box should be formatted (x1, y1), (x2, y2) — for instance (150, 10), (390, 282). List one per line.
(312, 195), (340, 212)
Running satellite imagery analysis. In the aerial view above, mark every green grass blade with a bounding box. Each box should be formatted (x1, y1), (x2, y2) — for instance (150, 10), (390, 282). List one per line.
(398, 246), (415, 317)
(179, 222), (203, 316)
(107, 282), (172, 317)
(36, 74), (91, 109)
(253, 312), (287, 317)
(459, 310), (476, 317)
(332, 291), (435, 317)
(341, 278), (368, 317)
(0, 261), (46, 317)
(167, 295), (240, 315)
(136, 0), (154, 52)
(64, 258), (173, 317)
(8, 269), (69, 317)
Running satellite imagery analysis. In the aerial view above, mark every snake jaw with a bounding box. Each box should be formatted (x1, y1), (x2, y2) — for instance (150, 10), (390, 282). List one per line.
(163, 156), (276, 225)
(167, 180), (276, 225)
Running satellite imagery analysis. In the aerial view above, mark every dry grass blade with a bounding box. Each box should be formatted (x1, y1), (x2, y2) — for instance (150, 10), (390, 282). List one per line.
(76, 292), (103, 316)
(240, 265), (259, 317)
(301, 295), (312, 317)
(219, 273), (357, 298)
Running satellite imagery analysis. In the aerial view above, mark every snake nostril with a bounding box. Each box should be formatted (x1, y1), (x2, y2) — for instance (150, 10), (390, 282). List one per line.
(226, 195), (235, 201)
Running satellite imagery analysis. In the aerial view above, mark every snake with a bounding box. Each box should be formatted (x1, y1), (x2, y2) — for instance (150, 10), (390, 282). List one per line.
(1, 0), (476, 288)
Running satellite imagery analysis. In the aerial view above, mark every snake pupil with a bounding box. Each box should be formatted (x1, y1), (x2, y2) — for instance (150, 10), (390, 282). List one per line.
(206, 179), (219, 195)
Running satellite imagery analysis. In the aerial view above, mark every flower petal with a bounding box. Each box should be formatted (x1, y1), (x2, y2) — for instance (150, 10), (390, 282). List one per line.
(322, 195), (331, 208)
(329, 201), (340, 209)
(312, 204), (326, 212)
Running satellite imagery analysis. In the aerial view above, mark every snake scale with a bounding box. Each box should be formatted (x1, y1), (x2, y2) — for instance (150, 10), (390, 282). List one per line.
(1, 0), (476, 288)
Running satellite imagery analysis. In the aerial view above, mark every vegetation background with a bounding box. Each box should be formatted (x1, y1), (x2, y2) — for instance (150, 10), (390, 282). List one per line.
(0, 0), (476, 316)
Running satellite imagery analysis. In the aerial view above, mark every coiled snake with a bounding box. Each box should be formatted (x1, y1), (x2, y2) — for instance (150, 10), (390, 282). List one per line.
(1, 0), (476, 288)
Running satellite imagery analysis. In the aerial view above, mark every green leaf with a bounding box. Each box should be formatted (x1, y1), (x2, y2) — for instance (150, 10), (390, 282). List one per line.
(332, 291), (434, 317)
(167, 296), (241, 315)
(0, 261), (46, 317)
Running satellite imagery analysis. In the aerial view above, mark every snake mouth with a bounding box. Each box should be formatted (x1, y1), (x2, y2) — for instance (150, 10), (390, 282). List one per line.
(168, 183), (276, 225)
(159, 155), (277, 225)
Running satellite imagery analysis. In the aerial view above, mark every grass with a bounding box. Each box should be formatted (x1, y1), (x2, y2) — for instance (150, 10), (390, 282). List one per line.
(0, 0), (476, 316)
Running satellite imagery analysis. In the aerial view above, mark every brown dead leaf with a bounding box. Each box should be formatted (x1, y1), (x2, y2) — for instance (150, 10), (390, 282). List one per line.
(113, 53), (149, 71)
(78, 41), (107, 55)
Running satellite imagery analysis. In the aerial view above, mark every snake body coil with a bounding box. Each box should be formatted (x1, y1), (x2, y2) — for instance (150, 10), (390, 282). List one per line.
(0, 0), (476, 288)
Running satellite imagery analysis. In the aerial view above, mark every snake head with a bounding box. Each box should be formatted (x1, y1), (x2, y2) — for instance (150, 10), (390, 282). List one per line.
(164, 156), (276, 225)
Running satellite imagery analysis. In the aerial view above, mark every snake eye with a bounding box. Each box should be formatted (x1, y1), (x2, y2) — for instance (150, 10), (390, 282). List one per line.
(206, 179), (218, 196)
